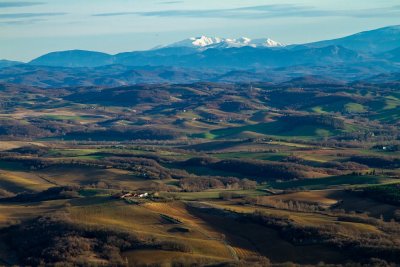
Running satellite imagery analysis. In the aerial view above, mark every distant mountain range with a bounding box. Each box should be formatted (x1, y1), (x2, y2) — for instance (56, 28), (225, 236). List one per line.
(0, 25), (399, 87)
(18, 25), (399, 68)
(301, 25), (400, 53)
(0, 59), (23, 69)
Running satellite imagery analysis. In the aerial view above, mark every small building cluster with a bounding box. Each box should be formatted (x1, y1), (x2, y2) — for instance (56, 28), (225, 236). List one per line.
(112, 191), (150, 200)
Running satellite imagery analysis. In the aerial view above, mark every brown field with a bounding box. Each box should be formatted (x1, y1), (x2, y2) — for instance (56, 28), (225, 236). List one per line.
(207, 200), (382, 234)
(189, 207), (348, 264)
(122, 250), (227, 266)
(0, 169), (53, 193)
(0, 141), (47, 151)
(68, 201), (236, 261)
(0, 199), (68, 227)
(36, 166), (148, 190)
(266, 190), (339, 207)
(329, 190), (399, 219)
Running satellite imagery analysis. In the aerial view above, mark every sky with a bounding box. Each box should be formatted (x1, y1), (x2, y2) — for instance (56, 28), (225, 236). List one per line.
(1, 0), (399, 61)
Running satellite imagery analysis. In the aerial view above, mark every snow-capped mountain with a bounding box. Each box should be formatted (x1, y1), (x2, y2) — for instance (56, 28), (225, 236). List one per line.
(254, 38), (284, 47)
(164, 36), (285, 49)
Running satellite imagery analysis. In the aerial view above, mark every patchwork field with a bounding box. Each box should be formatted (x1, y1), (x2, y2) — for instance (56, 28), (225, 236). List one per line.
(0, 81), (399, 266)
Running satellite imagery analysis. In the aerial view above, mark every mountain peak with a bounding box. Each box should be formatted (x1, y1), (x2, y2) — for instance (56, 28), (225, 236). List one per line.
(190, 36), (223, 47)
(165, 36), (285, 49)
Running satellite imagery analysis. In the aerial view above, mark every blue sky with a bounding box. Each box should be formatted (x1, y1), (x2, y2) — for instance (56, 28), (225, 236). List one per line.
(1, 0), (399, 61)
